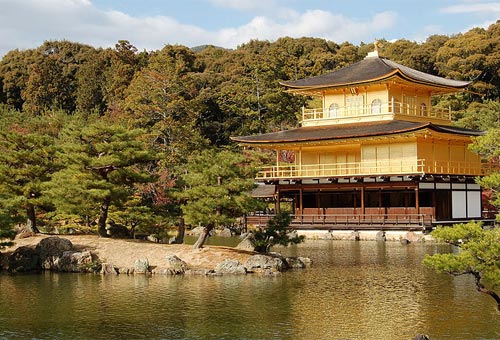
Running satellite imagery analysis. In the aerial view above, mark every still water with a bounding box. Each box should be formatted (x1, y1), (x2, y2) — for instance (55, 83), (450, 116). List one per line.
(1, 240), (499, 340)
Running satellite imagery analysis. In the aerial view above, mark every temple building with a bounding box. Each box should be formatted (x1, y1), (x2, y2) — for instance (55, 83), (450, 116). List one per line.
(231, 49), (497, 231)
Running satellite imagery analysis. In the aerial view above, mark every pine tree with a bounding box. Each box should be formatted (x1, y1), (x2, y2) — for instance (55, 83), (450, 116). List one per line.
(423, 222), (500, 311)
(178, 148), (264, 249)
(46, 115), (157, 237)
(0, 112), (59, 232)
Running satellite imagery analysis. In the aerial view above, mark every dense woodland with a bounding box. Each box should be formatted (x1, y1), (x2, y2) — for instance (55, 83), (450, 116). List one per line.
(2, 21), (500, 241)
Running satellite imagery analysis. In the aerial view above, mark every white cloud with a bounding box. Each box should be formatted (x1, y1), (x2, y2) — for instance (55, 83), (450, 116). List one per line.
(213, 10), (398, 47)
(442, 2), (500, 14)
(0, 0), (398, 57)
(208, 0), (279, 12)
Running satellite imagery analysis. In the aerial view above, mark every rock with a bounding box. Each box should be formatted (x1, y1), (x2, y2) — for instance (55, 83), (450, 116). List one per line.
(118, 267), (134, 275)
(405, 231), (422, 243)
(376, 230), (386, 242)
(244, 254), (285, 273)
(298, 257), (313, 267)
(348, 231), (360, 241)
(323, 232), (334, 240)
(134, 258), (150, 274)
(217, 228), (232, 237)
(235, 233), (256, 251)
(214, 259), (247, 274)
(106, 222), (130, 238)
(412, 334), (430, 340)
(400, 238), (410, 245)
(54, 250), (93, 272)
(8, 246), (40, 272)
(285, 257), (305, 269)
(101, 263), (119, 275)
(35, 237), (73, 270)
(163, 255), (188, 275)
(147, 234), (161, 243)
(286, 230), (299, 239)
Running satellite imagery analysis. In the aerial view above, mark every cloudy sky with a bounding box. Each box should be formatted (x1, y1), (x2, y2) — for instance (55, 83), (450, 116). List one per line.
(0, 0), (499, 57)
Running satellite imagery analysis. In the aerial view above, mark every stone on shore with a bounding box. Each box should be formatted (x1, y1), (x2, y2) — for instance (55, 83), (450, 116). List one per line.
(54, 250), (93, 272)
(8, 246), (40, 272)
(244, 254), (285, 273)
(214, 259), (247, 274)
(35, 236), (73, 270)
(134, 258), (150, 274)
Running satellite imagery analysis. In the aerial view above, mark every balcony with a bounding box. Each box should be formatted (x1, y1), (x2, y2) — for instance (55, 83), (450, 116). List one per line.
(302, 101), (453, 126)
(256, 159), (494, 180)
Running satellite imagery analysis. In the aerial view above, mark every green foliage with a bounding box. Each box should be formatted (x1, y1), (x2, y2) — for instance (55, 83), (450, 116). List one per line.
(45, 115), (158, 236)
(179, 148), (264, 231)
(424, 222), (500, 309)
(424, 222), (500, 286)
(455, 101), (500, 130)
(0, 109), (62, 231)
(252, 211), (305, 253)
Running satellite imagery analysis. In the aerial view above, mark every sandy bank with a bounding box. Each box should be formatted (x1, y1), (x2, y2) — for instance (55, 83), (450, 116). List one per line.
(2, 234), (256, 271)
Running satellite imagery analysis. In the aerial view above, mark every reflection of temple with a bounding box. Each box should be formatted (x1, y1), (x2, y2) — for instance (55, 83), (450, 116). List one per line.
(232, 49), (497, 231)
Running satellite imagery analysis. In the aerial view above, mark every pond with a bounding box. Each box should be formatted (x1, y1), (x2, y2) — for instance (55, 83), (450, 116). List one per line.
(1, 240), (499, 340)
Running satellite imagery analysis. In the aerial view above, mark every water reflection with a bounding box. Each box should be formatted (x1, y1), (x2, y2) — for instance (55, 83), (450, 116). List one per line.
(1, 241), (499, 340)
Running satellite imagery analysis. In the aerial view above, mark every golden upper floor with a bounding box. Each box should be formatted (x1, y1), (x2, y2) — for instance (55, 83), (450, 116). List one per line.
(281, 52), (470, 127)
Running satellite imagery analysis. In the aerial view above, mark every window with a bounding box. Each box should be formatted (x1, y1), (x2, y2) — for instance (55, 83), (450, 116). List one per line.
(371, 99), (382, 114)
(329, 103), (339, 118)
(346, 95), (364, 116)
(420, 103), (427, 116)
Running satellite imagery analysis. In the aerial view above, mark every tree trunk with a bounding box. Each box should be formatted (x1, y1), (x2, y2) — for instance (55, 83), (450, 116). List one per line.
(473, 272), (500, 311)
(174, 217), (185, 244)
(97, 195), (111, 237)
(26, 203), (39, 233)
(192, 224), (213, 249)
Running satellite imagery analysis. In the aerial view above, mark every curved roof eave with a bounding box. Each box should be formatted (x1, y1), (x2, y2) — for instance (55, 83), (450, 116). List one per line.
(280, 57), (470, 91)
(230, 121), (483, 146)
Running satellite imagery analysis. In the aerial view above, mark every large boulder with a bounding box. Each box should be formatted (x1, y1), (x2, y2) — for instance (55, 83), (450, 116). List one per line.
(35, 237), (73, 270)
(8, 246), (40, 272)
(348, 231), (360, 241)
(54, 250), (93, 272)
(298, 257), (313, 267)
(412, 335), (430, 340)
(404, 231), (422, 243)
(214, 259), (247, 275)
(376, 230), (386, 242)
(163, 255), (189, 275)
(285, 257), (306, 269)
(235, 233), (257, 251)
(244, 254), (286, 273)
(134, 258), (150, 274)
(217, 228), (233, 237)
(101, 263), (119, 275)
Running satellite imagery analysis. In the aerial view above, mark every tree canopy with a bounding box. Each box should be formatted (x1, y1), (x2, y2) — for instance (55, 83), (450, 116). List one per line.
(424, 222), (500, 311)
(2, 21), (500, 236)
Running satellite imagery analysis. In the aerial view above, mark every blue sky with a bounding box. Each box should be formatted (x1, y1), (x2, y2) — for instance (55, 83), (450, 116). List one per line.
(1, 0), (499, 57)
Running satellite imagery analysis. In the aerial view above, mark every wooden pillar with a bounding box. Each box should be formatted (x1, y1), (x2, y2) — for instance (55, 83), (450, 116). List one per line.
(415, 185), (420, 212)
(299, 187), (303, 215)
(361, 186), (365, 214)
(276, 189), (281, 213)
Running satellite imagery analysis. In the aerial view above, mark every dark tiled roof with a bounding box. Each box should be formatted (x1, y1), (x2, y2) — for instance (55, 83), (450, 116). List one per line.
(231, 121), (483, 145)
(281, 56), (470, 90)
(251, 184), (276, 198)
